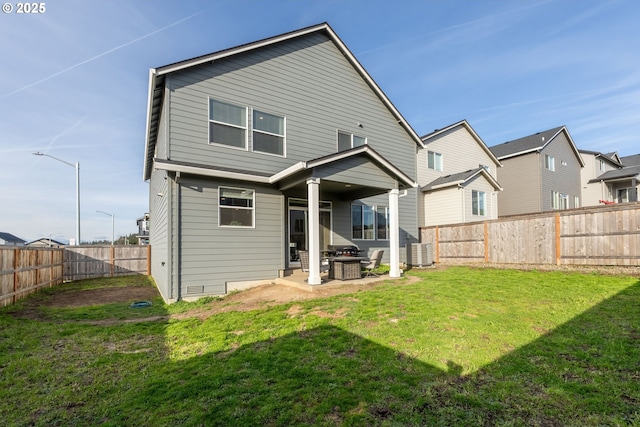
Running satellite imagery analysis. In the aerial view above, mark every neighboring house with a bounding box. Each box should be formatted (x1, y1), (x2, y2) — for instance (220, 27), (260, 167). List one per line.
(136, 213), (150, 245)
(579, 150), (626, 206)
(143, 23), (422, 302)
(27, 237), (66, 247)
(489, 126), (585, 216)
(0, 232), (26, 246)
(418, 120), (502, 226)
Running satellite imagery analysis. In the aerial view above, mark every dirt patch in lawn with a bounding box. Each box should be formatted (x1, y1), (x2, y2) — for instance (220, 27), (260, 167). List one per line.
(45, 286), (160, 308)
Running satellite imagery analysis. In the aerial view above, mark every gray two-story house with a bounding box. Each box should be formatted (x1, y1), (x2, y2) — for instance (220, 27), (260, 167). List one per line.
(489, 126), (584, 217)
(143, 23), (422, 302)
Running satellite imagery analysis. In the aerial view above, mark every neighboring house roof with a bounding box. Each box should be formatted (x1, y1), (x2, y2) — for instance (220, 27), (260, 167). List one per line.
(578, 149), (624, 168)
(27, 238), (66, 247)
(0, 232), (26, 244)
(621, 154), (640, 167)
(155, 144), (417, 191)
(421, 167), (502, 192)
(421, 119), (502, 167)
(588, 165), (640, 183)
(143, 22), (424, 181)
(489, 125), (585, 167)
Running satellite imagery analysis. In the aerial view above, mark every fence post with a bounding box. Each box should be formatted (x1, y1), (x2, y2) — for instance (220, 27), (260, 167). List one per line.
(484, 221), (489, 263)
(435, 226), (440, 263)
(555, 213), (561, 265)
(147, 245), (151, 275)
(110, 246), (115, 277)
(13, 248), (18, 304)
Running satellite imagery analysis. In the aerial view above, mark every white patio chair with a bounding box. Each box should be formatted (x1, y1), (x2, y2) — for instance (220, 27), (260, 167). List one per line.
(361, 249), (384, 277)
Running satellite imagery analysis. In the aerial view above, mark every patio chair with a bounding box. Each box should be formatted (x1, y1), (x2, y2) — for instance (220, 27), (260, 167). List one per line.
(299, 250), (329, 274)
(361, 249), (384, 277)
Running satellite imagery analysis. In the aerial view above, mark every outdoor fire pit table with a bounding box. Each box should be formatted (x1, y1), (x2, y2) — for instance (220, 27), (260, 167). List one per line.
(328, 256), (369, 280)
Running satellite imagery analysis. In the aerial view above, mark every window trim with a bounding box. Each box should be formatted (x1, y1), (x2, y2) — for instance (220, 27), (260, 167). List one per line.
(545, 154), (555, 171)
(472, 190), (486, 216)
(352, 204), (389, 241)
(208, 98), (248, 151)
(218, 186), (255, 228)
(337, 130), (367, 152)
(428, 150), (443, 171)
(252, 109), (286, 157)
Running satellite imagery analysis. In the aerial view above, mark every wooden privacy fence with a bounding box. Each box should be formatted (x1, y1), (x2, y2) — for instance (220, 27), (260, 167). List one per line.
(421, 203), (640, 266)
(0, 245), (151, 306)
(0, 247), (63, 306)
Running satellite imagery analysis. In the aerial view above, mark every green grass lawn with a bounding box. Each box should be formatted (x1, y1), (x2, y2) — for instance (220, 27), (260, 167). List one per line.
(1, 267), (638, 426)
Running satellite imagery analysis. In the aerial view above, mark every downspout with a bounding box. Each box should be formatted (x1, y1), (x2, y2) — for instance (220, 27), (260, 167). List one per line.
(460, 184), (465, 223)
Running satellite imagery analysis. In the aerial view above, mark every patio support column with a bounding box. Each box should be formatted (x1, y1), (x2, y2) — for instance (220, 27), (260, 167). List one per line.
(389, 188), (401, 278)
(307, 177), (322, 285)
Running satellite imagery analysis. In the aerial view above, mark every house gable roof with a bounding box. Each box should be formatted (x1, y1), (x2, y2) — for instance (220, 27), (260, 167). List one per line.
(578, 149), (624, 168)
(489, 125), (585, 167)
(421, 167), (502, 192)
(0, 232), (25, 244)
(143, 22), (424, 181)
(421, 119), (502, 167)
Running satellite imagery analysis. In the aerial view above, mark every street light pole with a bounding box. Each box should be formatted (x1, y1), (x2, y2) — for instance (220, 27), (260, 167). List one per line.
(96, 210), (115, 245)
(33, 152), (81, 245)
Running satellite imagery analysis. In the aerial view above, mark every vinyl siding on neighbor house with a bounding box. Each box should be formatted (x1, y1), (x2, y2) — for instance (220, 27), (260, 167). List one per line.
(164, 32), (414, 175)
(463, 177), (498, 221)
(580, 154), (619, 206)
(539, 134), (582, 211)
(424, 188), (464, 226)
(497, 152), (541, 216)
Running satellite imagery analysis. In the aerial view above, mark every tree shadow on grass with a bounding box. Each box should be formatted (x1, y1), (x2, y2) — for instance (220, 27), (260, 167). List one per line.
(112, 281), (639, 426)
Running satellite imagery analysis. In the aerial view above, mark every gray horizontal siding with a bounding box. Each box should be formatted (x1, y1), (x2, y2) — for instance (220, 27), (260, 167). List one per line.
(316, 157), (396, 189)
(165, 32), (416, 182)
(177, 176), (284, 296)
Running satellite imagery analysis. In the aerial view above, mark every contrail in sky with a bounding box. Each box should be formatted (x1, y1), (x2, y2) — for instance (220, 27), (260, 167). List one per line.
(0, 9), (206, 100)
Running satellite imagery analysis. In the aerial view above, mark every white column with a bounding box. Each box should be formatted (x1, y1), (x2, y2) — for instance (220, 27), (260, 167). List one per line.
(307, 177), (322, 285)
(389, 188), (401, 278)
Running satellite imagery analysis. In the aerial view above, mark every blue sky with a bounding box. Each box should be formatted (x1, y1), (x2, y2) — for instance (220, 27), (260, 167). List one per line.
(1, 0), (639, 244)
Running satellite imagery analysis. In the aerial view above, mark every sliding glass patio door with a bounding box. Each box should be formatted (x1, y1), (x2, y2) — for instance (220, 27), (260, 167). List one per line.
(288, 199), (332, 265)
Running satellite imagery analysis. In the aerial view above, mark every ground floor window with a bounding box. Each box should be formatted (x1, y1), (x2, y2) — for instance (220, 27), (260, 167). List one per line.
(219, 187), (254, 227)
(352, 204), (388, 240)
(472, 190), (486, 216)
(551, 191), (569, 210)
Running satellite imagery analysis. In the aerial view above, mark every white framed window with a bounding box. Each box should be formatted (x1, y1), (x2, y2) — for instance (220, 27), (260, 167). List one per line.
(209, 98), (247, 149)
(551, 191), (568, 209)
(253, 110), (285, 156)
(428, 151), (443, 171)
(338, 131), (366, 151)
(617, 188), (630, 203)
(599, 159), (606, 171)
(219, 187), (255, 227)
(472, 190), (486, 216)
(545, 154), (555, 171)
(574, 196), (580, 208)
(352, 204), (389, 240)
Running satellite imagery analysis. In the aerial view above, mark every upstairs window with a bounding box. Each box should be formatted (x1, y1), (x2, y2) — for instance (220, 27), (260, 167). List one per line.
(599, 159), (606, 171)
(428, 151), (443, 171)
(545, 154), (555, 171)
(253, 110), (285, 156)
(209, 99), (247, 149)
(338, 131), (366, 151)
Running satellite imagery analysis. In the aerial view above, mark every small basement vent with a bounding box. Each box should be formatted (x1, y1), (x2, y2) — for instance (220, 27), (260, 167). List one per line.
(186, 285), (204, 295)
(408, 243), (433, 267)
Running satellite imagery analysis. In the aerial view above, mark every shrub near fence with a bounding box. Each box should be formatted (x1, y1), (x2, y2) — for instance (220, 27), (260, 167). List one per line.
(0, 245), (151, 306)
(421, 202), (640, 266)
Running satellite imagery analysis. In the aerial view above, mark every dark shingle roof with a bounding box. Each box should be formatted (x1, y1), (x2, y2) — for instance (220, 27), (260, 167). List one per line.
(589, 165), (640, 183)
(421, 167), (501, 192)
(621, 154), (640, 167)
(0, 232), (25, 244)
(489, 126), (565, 159)
(578, 149), (624, 168)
